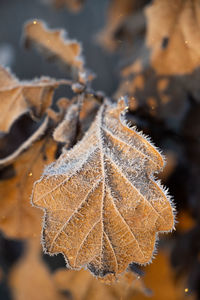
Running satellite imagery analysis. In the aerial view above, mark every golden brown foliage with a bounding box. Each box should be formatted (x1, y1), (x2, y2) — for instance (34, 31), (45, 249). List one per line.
(145, 0), (200, 75)
(134, 251), (195, 300)
(9, 239), (66, 300)
(53, 100), (81, 147)
(97, 0), (148, 51)
(115, 0), (200, 123)
(0, 137), (57, 239)
(32, 97), (174, 281)
(0, 66), (68, 134)
(53, 94), (100, 148)
(9, 237), (148, 300)
(0, 9), (182, 298)
(24, 20), (84, 73)
(53, 267), (148, 300)
(97, 0), (135, 51)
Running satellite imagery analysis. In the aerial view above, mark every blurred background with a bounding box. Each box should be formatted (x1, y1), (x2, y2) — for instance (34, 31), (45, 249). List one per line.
(0, 0), (200, 299)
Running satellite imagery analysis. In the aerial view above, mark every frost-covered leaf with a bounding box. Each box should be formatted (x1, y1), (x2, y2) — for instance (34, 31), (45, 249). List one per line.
(47, 97), (71, 124)
(53, 94), (100, 148)
(0, 97), (70, 166)
(53, 101), (80, 147)
(145, 0), (200, 75)
(0, 66), (68, 134)
(79, 93), (101, 133)
(32, 97), (175, 281)
(0, 136), (57, 239)
(24, 20), (84, 73)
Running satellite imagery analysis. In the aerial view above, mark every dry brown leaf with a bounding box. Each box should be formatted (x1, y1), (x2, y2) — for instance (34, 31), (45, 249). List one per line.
(96, 0), (148, 51)
(145, 0), (200, 75)
(53, 101), (80, 147)
(0, 66), (68, 134)
(47, 97), (71, 124)
(78, 93), (101, 134)
(9, 238), (66, 300)
(0, 96), (69, 167)
(97, 0), (135, 51)
(24, 20), (84, 73)
(32, 97), (175, 281)
(54, 268), (108, 300)
(0, 136), (57, 239)
(53, 268), (148, 300)
(53, 94), (101, 148)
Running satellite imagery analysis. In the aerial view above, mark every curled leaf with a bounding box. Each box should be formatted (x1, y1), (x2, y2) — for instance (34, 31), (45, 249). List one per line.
(47, 97), (71, 124)
(53, 102), (80, 148)
(32, 97), (175, 280)
(53, 94), (100, 148)
(0, 66), (68, 134)
(24, 20), (84, 73)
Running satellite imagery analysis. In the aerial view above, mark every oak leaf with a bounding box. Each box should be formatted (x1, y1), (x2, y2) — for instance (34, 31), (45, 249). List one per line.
(46, 97), (71, 124)
(0, 136), (57, 239)
(0, 66), (68, 134)
(145, 0), (200, 75)
(0, 97), (70, 167)
(32, 97), (175, 280)
(24, 20), (84, 73)
(53, 101), (80, 148)
(78, 93), (101, 134)
(53, 94), (100, 148)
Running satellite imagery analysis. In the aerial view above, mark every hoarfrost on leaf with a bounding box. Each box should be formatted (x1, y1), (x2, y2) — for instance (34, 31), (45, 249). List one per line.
(24, 20), (84, 74)
(0, 65), (69, 134)
(32, 97), (175, 281)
